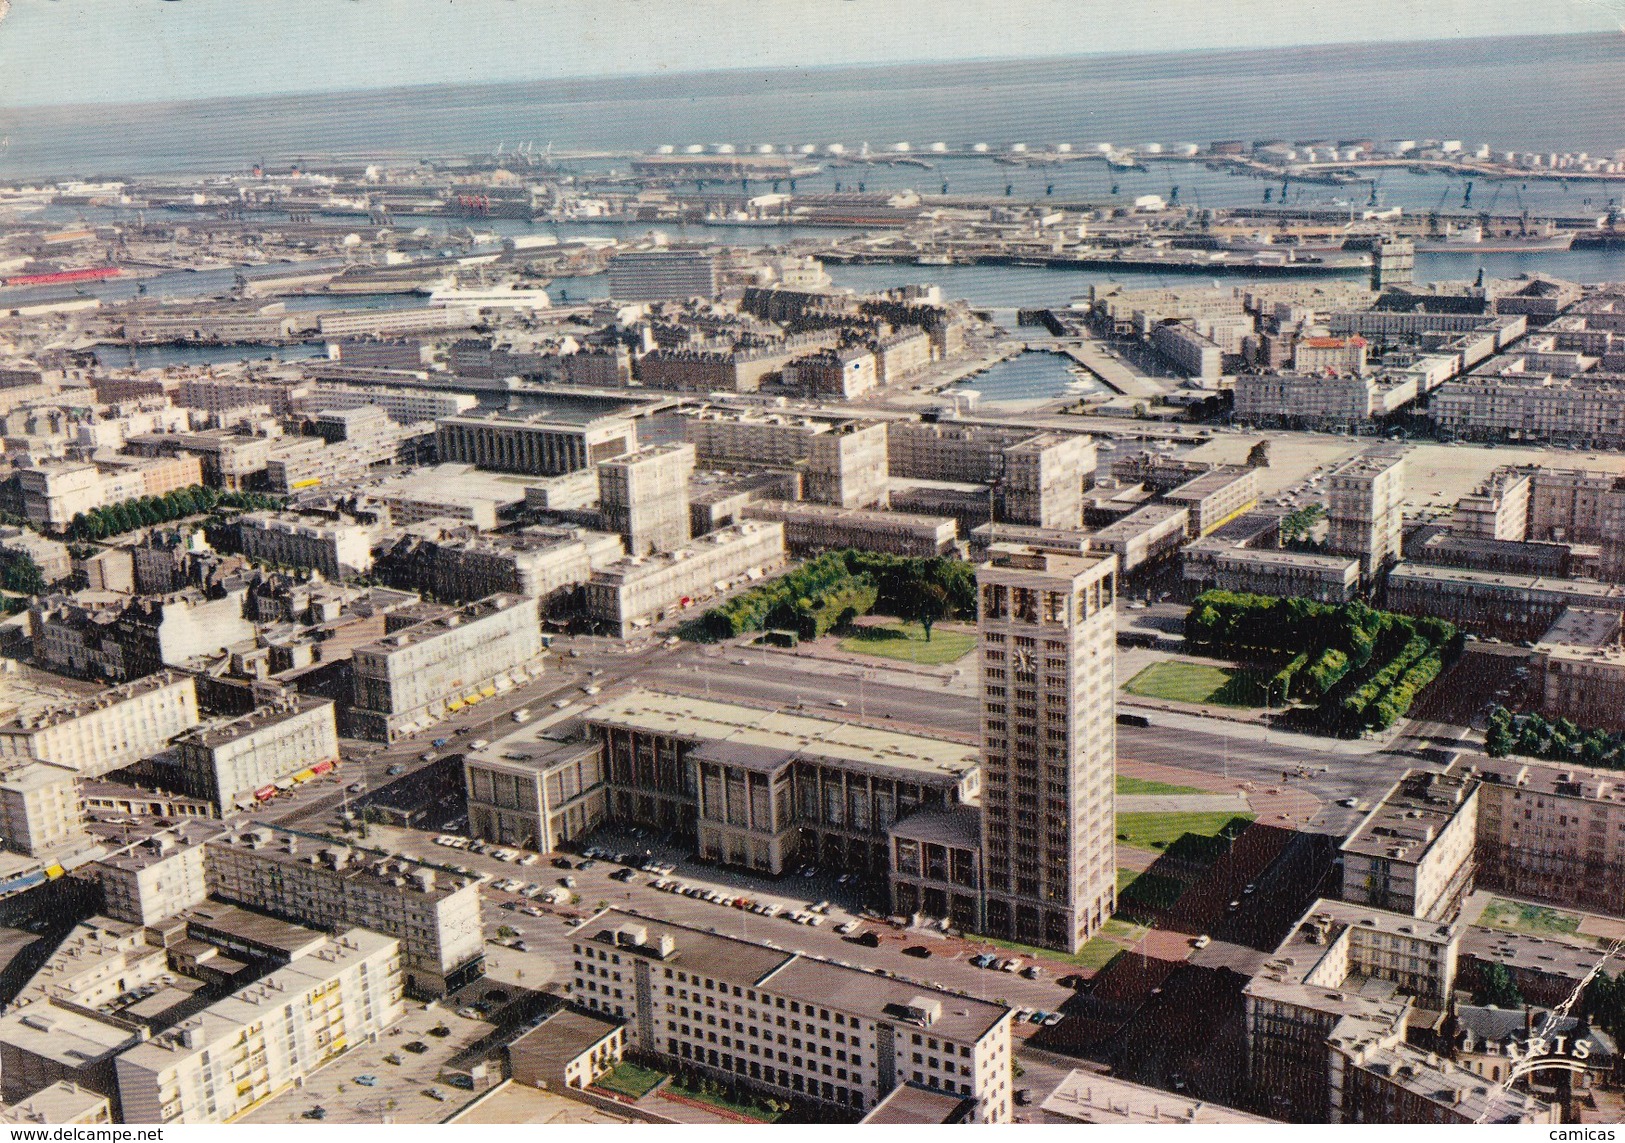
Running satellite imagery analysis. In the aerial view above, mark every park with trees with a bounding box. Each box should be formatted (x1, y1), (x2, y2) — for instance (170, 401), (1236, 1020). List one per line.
(694, 550), (975, 643)
(1183, 590), (1460, 735)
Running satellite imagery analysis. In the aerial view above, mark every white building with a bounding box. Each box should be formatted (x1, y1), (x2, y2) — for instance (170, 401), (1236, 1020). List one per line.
(114, 929), (404, 1124)
(173, 695), (340, 812)
(573, 910), (1014, 1122)
(0, 673), (200, 777)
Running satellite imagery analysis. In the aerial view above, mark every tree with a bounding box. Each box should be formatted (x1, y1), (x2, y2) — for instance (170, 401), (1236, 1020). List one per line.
(1280, 504), (1326, 547)
(1474, 962), (1525, 1009)
(1245, 440), (1271, 468)
(907, 582), (951, 641)
(0, 553), (45, 596)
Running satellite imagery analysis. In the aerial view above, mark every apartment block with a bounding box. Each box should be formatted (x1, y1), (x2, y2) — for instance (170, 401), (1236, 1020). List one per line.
(583, 521), (786, 637)
(598, 443), (695, 556)
(977, 547), (1118, 953)
(463, 733), (606, 853)
(177, 375), (308, 418)
(231, 510), (376, 579)
(1327, 449), (1408, 577)
(173, 694), (340, 812)
(1163, 466), (1260, 538)
(996, 433), (1090, 530)
(1241, 900), (1552, 1123)
(87, 821), (222, 926)
(606, 249), (718, 301)
(114, 929), (404, 1123)
(1183, 543), (1362, 604)
(435, 411), (637, 476)
(350, 593), (544, 742)
(0, 759), (85, 858)
(1385, 562), (1625, 642)
(299, 381), (477, 424)
(1232, 372), (1378, 432)
(805, 421), (890, 508)
(0, 672), (199, 777)
(205, 825), (485, 995)
(1086, 503), (1188, 574)
(789, 346), (879, 400)
(1530, 607), (1625, 730)
(1471, 755), (1625, 917)
(740, 500), (957, 558)
(375, 523), (623, 605)
(1432, 373), (1625, 447)
(572, 910), (1014, 1122)
(1340, 768), (1479, 921)
(1450, 467), (1531, 540)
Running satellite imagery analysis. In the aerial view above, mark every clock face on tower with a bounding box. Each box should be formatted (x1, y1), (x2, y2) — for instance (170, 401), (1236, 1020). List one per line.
(1013, 648), (1034, 670)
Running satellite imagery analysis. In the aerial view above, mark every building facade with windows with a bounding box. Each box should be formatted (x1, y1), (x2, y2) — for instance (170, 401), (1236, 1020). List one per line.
(976, 546), (1119, 953)
(571, 911), (1013, 1122)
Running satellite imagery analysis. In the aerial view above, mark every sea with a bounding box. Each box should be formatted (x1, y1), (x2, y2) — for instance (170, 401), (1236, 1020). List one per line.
(12, 33), (1625, 403)
(2, 34), (1623, 176)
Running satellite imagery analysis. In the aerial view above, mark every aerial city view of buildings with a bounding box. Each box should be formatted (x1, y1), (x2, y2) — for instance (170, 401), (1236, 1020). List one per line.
(6, 6), (1625, 1130)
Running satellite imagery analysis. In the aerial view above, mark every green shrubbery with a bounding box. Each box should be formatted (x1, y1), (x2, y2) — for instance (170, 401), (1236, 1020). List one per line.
(1485, 706), (1625, 769)
(1184, 590), (1459, 734)
(695, 550), (975, 642)
(67, 485), (282, 541)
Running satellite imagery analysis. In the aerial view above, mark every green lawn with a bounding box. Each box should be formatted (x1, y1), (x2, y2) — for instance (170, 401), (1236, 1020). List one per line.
(595, 1061), (667, 1100)
(838, 621), (976, 665)
(1123, 660), (1267, 707)
(1481, 898), (1586, 941)
(1116, 811), (1254, 859)
(1116, 776), (1208, 796)
(667, 1078), (781, 1122)
(1074, 937), (1126, 971)
(1117, 868), (1187, 910)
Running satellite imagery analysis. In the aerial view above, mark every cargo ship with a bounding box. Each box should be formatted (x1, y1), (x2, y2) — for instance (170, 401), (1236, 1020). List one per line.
(1413, 223), (1576, 253)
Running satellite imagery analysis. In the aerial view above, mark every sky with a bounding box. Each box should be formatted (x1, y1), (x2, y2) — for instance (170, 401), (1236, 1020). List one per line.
(0, 0), (1620, 107)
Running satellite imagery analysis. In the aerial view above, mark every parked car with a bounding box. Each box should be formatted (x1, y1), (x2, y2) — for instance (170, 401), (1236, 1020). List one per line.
(387, 763), (406, 776)
(422, 1088), (447, 1102)
(355, 1075), (378, 1087)
(1192, 935), (1211, 950)
(902, 945), (932, 959)
(403, 1041), (429, 1055)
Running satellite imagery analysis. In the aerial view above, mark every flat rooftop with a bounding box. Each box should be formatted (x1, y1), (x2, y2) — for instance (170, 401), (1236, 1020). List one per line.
(582, 690), (978, 781)
(576, 909), (1008, 1043)
(119, 929), (397, 1071)
(1342, 768), (1477, 863)
(862, 1082), (974, 1124)
(1466, 753), (1625, 805)
(1164, 466), (1255, 501)
(0, 1001), (138, 1066)
(0, 1081), (110, 1124)
(0, 671), (191, 734)
(1539, 606), (1623, 650)
(1041, 1070), (1275, 1124)
(173, 694), (331, 750)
